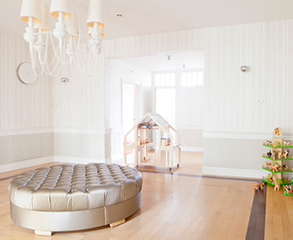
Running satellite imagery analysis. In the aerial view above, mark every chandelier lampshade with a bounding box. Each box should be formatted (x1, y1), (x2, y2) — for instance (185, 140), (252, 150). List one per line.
(88, 27), (105, 38)
(50, 0), (73, 19)
(20, 0), (106, 77)
(20, 0), (42, 24)
(34, 3), (50, 32)
(87, 0), (105, 28)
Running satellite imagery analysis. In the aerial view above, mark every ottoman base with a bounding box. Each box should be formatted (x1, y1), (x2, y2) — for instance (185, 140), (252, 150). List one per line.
(11, 191), (141, 234)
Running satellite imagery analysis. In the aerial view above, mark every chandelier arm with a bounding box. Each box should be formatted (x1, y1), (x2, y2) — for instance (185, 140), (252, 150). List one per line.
(42, 57), (63, 77)
(72, 42), (98, 71)
(74, 50), (92, 68)
(43, 33), (58, 68)
(31, 33), (61, 76)
(50, 33), (70, 64)
(29, 51), (45, 77)
(43, 64), (63, 77)
(36, 32), (50, 68)
(75, 39), (102, 68)
(42, 51), (64, 76)
(70, 39), (93, 67)
(72, 54), (97, 72)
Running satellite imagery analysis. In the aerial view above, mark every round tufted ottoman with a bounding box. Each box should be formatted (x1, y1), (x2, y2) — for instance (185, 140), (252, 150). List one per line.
(9, 163), (142, 235)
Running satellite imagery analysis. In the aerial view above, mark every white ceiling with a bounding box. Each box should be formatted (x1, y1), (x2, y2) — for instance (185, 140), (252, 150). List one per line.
(120, 51), (205, 72)
(1, 0), (292, 72)
(1, 0), (293, 40)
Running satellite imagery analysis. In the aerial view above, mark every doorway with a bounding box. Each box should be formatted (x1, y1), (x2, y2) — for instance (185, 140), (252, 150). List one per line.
(122, 82), (141, 151)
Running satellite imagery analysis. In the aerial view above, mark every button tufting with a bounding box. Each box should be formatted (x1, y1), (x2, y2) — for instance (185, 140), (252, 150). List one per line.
(9, 163), (142, 211)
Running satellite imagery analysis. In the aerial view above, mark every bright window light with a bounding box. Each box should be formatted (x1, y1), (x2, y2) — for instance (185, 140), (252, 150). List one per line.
(155, 74), (160, 87)
(161, 73), (166, 86)
(193, 72), (198, 86)
(198, 72), (203, 85)
(170, 74), (175, 87)
(181, 71), (203, 87)
(166, 73), (170, 87)
(155, 73), (176, 87)
(182, 73), (187, 87)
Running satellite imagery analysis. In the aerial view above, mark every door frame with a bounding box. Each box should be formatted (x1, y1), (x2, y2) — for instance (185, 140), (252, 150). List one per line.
(121, 79), (142, 135)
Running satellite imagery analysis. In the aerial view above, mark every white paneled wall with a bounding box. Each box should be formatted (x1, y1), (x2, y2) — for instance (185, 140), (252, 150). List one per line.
(0, 32), (53, 131)
(3, 19), (293, 170)
(0, 33), (54, 168)
(103, 59), (152, 159)
(177, 85), (204, 128)
(177, 73), (205, 129)
(104, 20), (293, 134)
(53, 53), (105, 128)
(204, 22), (293, 133)
(105, 59), (152, 129)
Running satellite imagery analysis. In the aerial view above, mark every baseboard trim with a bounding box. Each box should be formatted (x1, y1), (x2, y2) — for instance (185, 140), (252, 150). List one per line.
(181, 147), (203, 152)
(0, 156), (54, 173)
(202, 166), (266, 179)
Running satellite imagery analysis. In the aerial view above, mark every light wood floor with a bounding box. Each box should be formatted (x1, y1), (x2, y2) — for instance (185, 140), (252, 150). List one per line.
(0, 152), (290, 240)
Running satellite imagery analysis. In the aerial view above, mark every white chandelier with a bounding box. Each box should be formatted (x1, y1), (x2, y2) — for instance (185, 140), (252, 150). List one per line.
(20, 0), (105, 76)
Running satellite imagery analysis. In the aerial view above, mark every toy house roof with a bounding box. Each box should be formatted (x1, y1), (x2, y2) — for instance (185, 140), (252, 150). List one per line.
(138, 113), (170, 128)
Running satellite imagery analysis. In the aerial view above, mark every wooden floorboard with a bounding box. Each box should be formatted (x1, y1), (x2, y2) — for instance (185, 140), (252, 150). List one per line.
(0, 152), (291, 239)
(246, 184), (266, 240)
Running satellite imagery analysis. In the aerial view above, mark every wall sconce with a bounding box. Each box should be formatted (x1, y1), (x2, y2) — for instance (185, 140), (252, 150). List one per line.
(240, 66), (248, 72)
(61, 77), (69, 83)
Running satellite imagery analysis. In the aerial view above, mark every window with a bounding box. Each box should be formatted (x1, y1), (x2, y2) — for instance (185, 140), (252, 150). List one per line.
(155, 73), (175, 87)
(156, 88), (175, 127)
(154, 73), (176, 127)
(181, 71), (204, 87)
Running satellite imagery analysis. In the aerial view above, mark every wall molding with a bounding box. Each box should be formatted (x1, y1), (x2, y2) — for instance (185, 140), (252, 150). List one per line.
(0, 154), (125, 173)
(54, 154), (124, 165)
(181, 147), (203, 152)
(0, 128), (53, 137)
(105, 154), (124, 164)
(203, 131), (293, 140)
(53, 127), (123, 135)
(0, 127), (124, 137)
(177, 126), (204, 130)
(202, 166), (266, 179)
(54, 156), (106, 164)
(0, 156), (54, 173)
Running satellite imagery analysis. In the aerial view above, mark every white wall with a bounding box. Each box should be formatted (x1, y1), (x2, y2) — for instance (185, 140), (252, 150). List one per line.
(0, 32), (54, 171)
(176, 71), (205, 151)
(105, 58), (152, 129)
(104, 58), (152, 161)
(102, 20), (293, 177)
(2, 19), (293, 177)
(52, 52), (106, 161)
(0, 33), (53, 130)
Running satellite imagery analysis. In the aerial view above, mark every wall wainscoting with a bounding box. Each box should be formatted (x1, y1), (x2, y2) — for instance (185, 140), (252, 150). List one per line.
(181, 147), (203, 152)
(203, 132), (293, 178)
(54, 156), (106, 164)
(0, 156), (54, 173)
(0, 128), (53, 137)
(54, 154), (123, 165)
